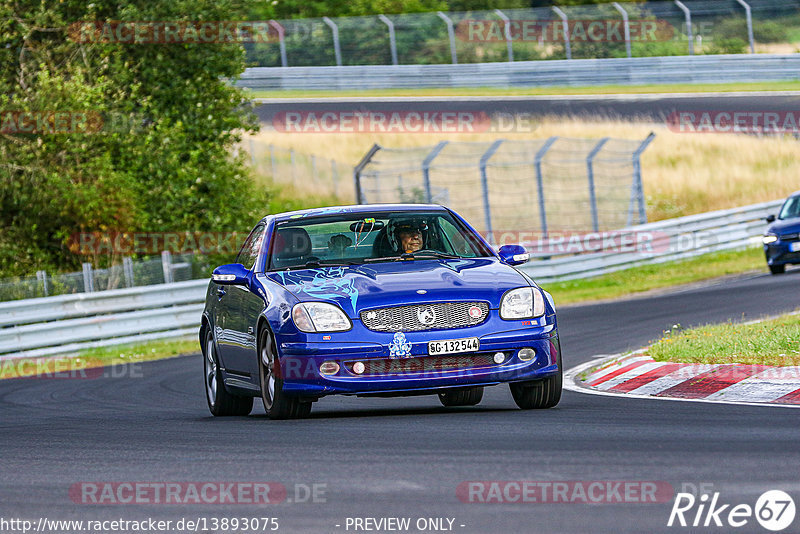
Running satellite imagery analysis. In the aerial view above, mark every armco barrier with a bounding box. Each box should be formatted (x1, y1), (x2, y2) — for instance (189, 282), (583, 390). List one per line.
(236, 54), (800, 90)
(0, 200), (781, 359)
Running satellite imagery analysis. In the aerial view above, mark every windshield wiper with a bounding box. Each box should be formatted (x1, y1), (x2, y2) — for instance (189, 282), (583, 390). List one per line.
(400, 251), (461, 260)
(286, 260), (359, 270)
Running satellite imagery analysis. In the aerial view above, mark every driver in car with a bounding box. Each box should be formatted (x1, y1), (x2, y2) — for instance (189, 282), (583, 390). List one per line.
(390, 219), (428, 254)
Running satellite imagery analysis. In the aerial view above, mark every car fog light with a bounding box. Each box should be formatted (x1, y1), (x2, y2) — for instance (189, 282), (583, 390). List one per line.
(518, 348), (535, 361)
(320, 361), (340, 375)
(353, 361), (366, 375)
(493, 352), (506, 364)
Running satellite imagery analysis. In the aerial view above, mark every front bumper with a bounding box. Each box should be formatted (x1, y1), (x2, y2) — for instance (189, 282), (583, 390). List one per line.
(274, 316), (560, 397)
(764, 242), (800, 266)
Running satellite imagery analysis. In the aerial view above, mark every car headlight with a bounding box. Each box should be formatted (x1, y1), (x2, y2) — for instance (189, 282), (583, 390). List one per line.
(500, 287), (545, 319)
(762, 234), (778, 244)
(292, 302), (352, 332)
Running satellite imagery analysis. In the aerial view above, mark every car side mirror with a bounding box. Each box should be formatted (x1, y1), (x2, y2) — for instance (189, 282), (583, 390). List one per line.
(765, 214), (776, 223)
(498, 244), (530, 266)
(211, 263), (249, 285)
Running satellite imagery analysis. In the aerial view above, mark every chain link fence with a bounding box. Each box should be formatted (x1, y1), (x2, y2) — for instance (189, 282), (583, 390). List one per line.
(354, 135), (655, 239)
(244, 0), (800, 67)
(0, 253), (203, 302)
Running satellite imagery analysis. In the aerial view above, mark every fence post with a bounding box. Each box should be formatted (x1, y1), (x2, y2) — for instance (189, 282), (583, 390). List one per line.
(674, 1), (694, 55)
(479, 140), (504, 243)
(552, 7), (572, 60)
(494, 9), (514, 62)
(612, 2), (632, 58)
(378, 14), (399, 65)
(422, 141), (449, 203)
(353, 144), (382, 204)
(586, 138), (610, 232)
(735, 0), (755, 54)
(268, 20), (288, 67)
(36, 270), (49, 297)
(629, 132), (656, 226)
(436, 12), (458, 64)
(269, 144), (277, 180)
(82, 263), (94, 293)
(123, 256), (134, 288)
(534, 137), (559, 237)
(161, 251), (173, 284)
(323, 17), (343, 66)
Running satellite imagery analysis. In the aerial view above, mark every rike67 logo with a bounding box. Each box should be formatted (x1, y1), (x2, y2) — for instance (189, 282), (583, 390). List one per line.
(668, 489), (795, 531)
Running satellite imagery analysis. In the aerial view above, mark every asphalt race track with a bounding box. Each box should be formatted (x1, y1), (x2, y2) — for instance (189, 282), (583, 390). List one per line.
(255, 92), (800, 124)
(1, 269), (799, 533)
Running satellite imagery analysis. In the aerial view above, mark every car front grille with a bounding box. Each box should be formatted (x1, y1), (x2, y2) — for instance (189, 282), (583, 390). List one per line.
(780, 232), (800, 242)
(360, 301), (490, 332)
(345, 353), (497, 376)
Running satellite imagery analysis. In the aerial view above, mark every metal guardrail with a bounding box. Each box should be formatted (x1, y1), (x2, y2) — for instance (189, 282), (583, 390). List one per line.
(520, 199), (781, 283)
(236, 54), (800, 90)
(0, 200), (780, 359)
(0, 280), (208, 359)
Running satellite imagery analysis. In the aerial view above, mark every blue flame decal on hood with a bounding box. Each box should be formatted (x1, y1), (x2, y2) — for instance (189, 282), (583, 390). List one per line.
(275, 267), (359, 313)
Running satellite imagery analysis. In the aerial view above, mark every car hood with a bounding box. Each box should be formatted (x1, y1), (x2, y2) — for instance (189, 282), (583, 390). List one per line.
(265, 258), (530, 317)
(767, 218), (800, 236)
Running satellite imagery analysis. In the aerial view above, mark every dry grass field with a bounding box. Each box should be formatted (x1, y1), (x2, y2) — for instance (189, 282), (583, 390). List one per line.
(244, 116), (800, 221)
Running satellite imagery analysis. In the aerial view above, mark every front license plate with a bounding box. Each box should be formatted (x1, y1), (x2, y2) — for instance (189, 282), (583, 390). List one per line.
(428, 337), (479, 356)
(790, 242), (800, 252)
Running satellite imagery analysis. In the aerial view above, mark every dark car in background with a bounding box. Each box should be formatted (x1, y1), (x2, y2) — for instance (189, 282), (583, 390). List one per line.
(763, 191), (800, 274)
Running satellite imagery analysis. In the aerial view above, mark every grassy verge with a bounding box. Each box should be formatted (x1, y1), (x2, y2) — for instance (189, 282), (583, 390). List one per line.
(0, 337), (198, 379)
(246, 81), (800, 100)
(544, 246), (765, 306)
(648, 313), (800, 366)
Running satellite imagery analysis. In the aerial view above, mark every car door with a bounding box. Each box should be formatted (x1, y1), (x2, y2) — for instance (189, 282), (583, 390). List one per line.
(222, 224), (266, 378)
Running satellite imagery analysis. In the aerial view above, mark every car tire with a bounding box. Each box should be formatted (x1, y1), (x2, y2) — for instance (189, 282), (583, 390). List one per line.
(203, 330), (254, 417)
(438, 386), (484, 407)
(258, 329), (312, 420)
(509, 341), (563, 410)
(769, 264), (786, 275)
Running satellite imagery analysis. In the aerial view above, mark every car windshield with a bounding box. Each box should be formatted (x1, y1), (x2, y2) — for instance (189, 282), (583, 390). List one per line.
(267, 211), (493, 270)
(779, 196), (800, 220)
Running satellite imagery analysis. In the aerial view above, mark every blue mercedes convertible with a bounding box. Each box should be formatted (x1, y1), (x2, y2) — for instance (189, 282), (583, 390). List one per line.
(201, 204), (561, 419)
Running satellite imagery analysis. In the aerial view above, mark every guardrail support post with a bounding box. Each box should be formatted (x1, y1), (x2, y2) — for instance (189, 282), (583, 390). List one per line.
(268, 20), (288, 67)
(612, 2), (632, 58)
(552, 7), (572, 60)
(161, 251), (173, 284)
(378, 14), (399, 65)
(586, 138), (610, 232)
(36, 270), (48, 297)
(674, 1), (694, 55)
(628, 132), (656, 225)
(289, 148), (297, 186)
(323, 17), (343, 67)
(479, 140), (504, 243)
(353, 144), (382, 204)
(735, 0), (755, 54)
(534, 137), (559, 237)
(437, 12), (458, 64)
(331, 159), (339, 196)
(82, 263), (94, 293)
(494, 9), (514, 62)
(422, 141), (449, 203)
(123, 257), (134, 288)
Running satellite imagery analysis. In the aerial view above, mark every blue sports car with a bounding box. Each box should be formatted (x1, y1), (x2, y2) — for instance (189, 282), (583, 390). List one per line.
(763, 191), (800, 275)
(201, 204), (561, 419)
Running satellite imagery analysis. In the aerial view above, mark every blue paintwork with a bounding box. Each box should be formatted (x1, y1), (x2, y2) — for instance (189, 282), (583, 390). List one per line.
(201, 204), (560, 399)
(764, 193), (800, 269)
